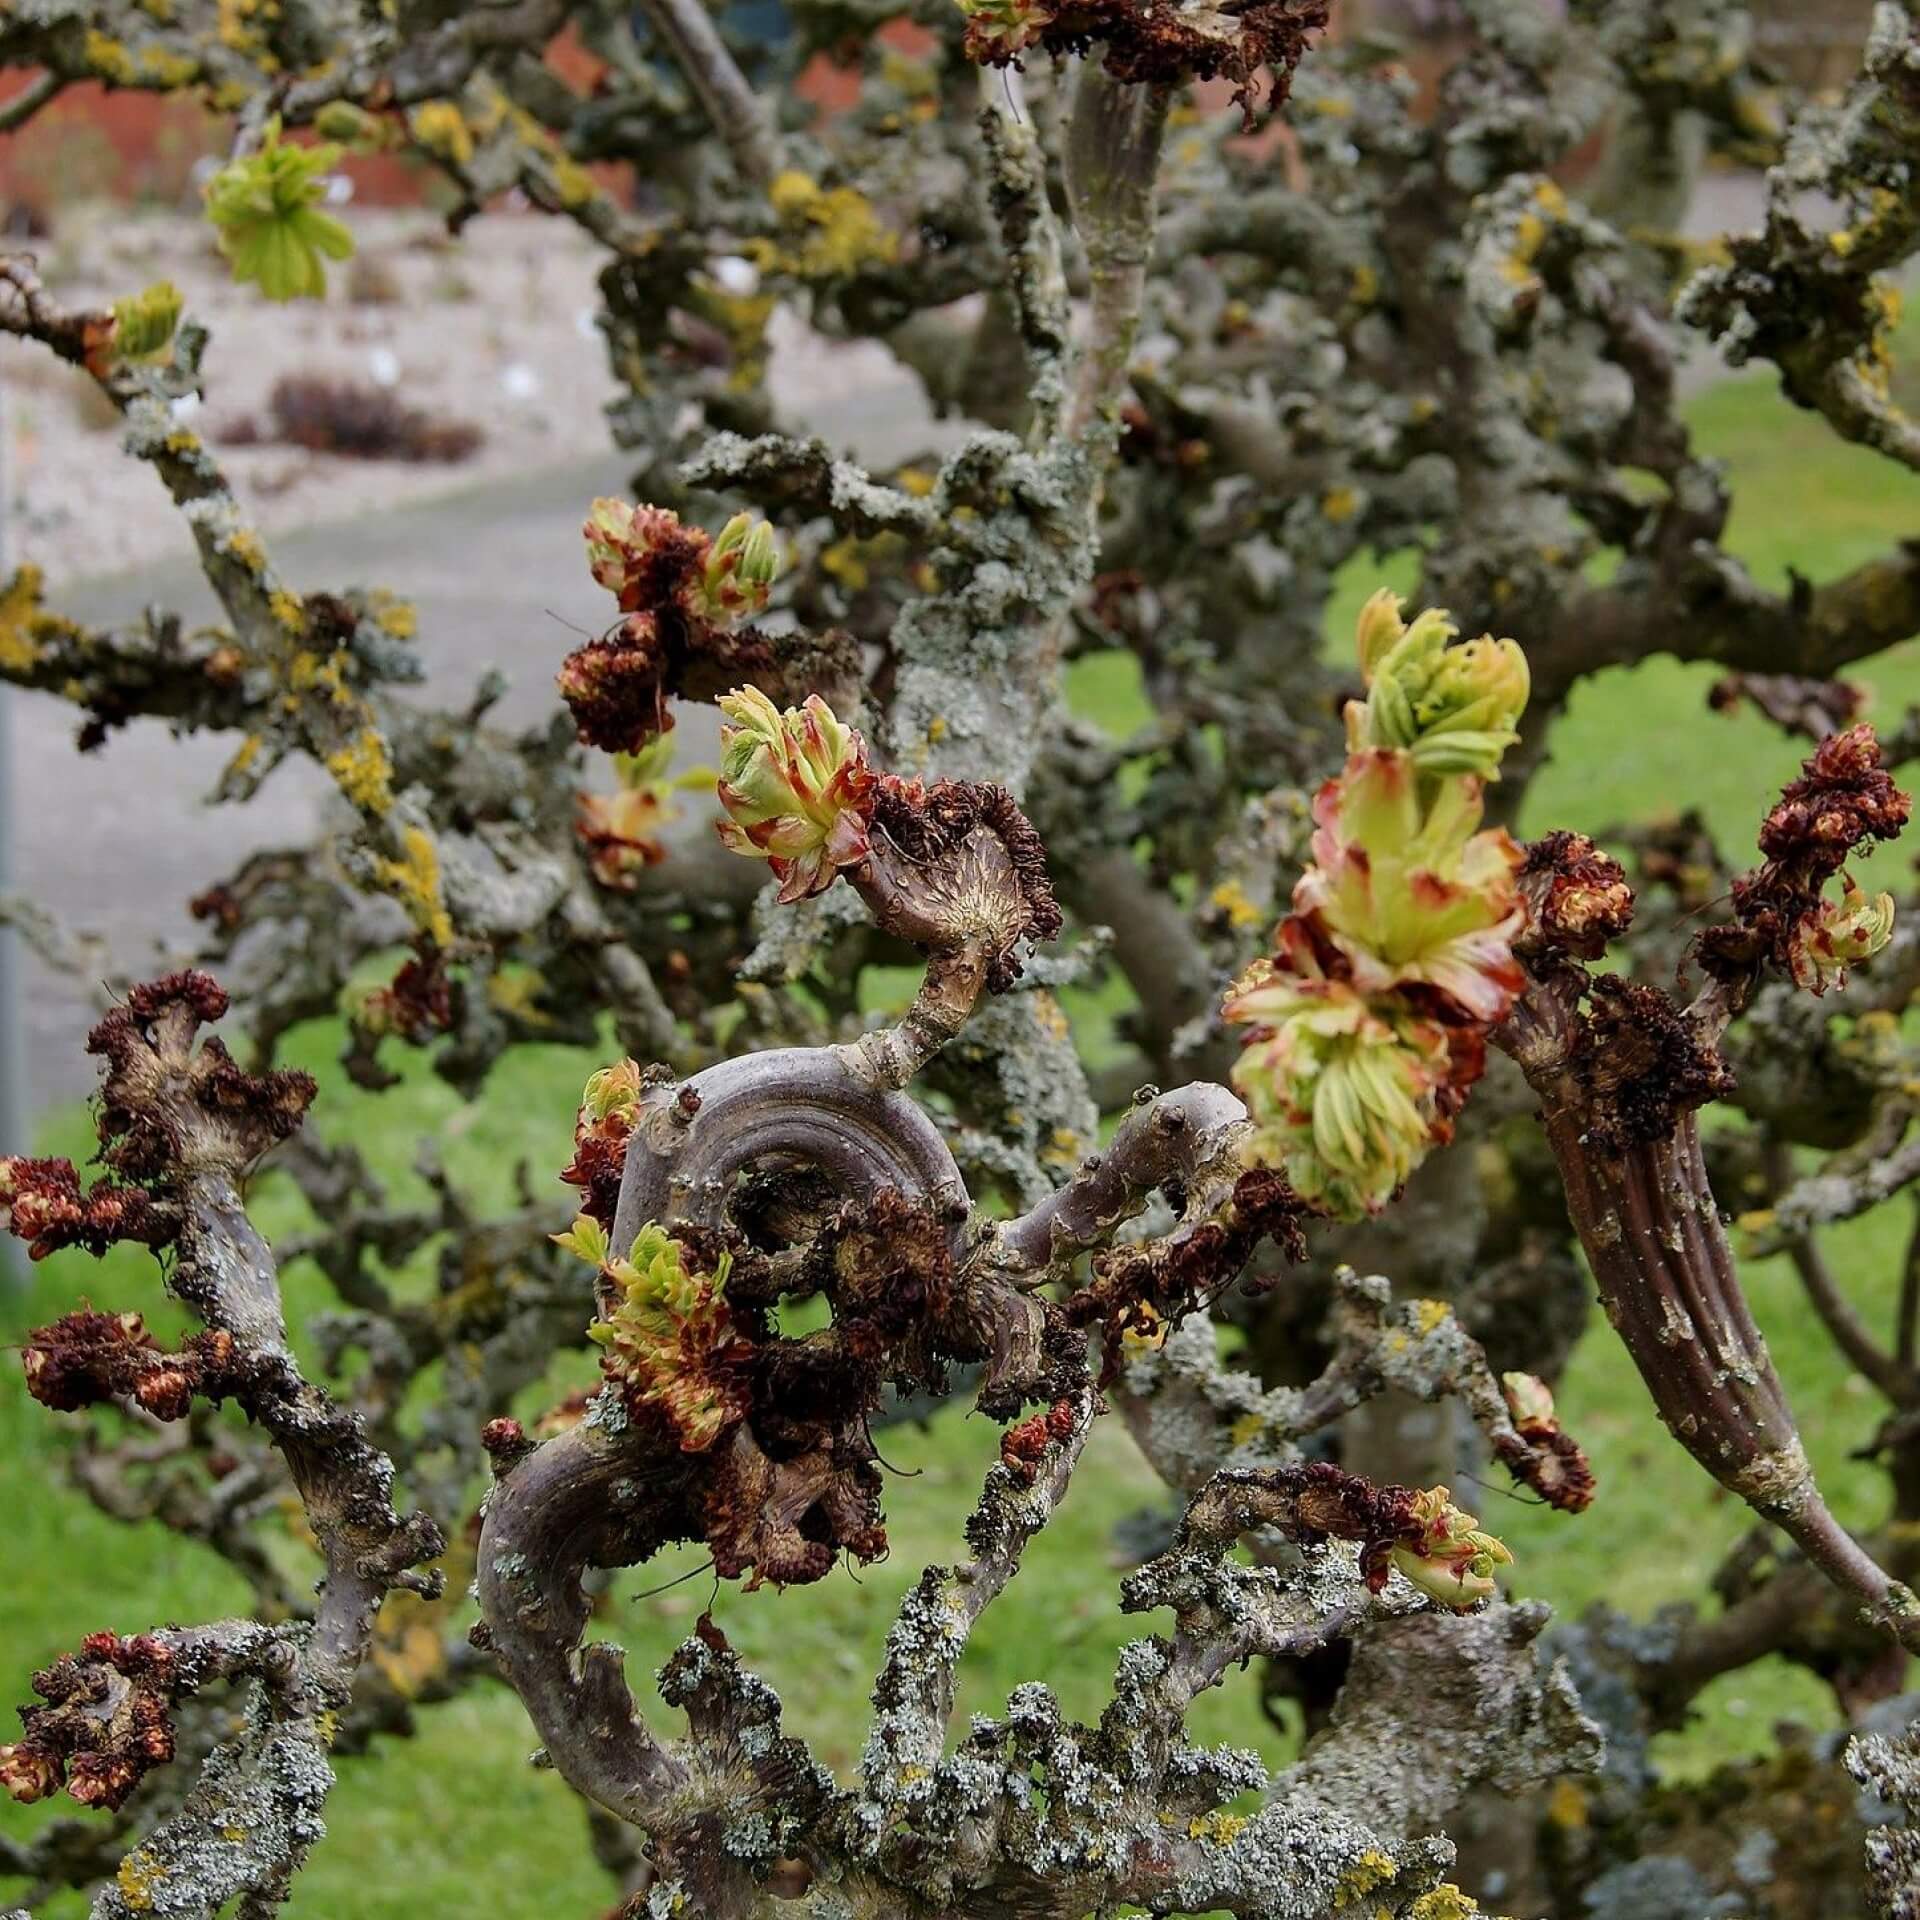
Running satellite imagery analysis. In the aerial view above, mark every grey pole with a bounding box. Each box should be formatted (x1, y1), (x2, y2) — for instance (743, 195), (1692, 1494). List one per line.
(0, 372), (25, 1290)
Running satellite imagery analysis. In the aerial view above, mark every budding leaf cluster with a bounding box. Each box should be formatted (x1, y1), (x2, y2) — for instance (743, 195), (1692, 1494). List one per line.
(575, 735), (713, 891)
(202, 120), (354, 302)
(1225, 593), (1529, 1218)
(561, 500), (784, 755)
(715, 687), (875, 902)
(1388, 1486), (1514, 1608)
(108, 281), (184, 362)
(584, 1221), (748, 1452)
(1349, 588), (1529, 779)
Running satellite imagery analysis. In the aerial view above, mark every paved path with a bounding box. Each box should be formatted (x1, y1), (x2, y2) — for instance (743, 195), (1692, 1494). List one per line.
(2, 362), (957, 1119)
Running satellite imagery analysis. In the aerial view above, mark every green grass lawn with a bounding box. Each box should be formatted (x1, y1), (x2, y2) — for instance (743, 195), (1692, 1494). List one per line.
(5, 348), (1920, 1915)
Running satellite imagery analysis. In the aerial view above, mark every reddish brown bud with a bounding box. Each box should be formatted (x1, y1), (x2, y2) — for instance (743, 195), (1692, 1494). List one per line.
(1518, 831), (1635, 961)
(0, 1742), (61, 1803)
(125, 969), (231, 1025)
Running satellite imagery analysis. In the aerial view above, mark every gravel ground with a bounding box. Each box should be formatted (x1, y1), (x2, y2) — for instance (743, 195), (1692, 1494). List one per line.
(2, 204), (635, 587)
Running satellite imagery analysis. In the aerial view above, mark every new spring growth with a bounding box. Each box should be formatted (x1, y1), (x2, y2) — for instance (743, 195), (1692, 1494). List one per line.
(575, 737), (715, 891)
(689, 513), (779, 623)
(108, 281), (184, 362)
(715, 688), (875, 903)
(202, 119), (354, 302)
(1349, 587), (1529, 779)
(1224, 972), (1456, 1219)
(955, 0), (1056, 58)
(1226, 597), (1528, 1219)
(583, 499), (777, 623)
(1390, 1487), (1514, 1609)
(1501, 1371), (1556, 1430)
(583, 1221), (746, 1452)
(1797, 871), (1896, 992)
(559, 1059), (643, 1226)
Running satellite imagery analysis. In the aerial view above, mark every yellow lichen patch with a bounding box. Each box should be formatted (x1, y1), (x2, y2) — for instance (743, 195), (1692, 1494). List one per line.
(217, 0), (273, 58)
(1407, 1886), (1483, 1920)
(373, 595), (418, 639)
(325, 728), (395, 816)
(769, 169), (824, 218)
(139, 46), (200, 85)
(1321, 486), (1360, 524)
(1332, 1848), (1398, 1909)
(1408, 1297), (1450, 1335)
(224, 734), (264, 781)
(687, 282), (775, 391)
(757, 172), (897, 281)
(926, 714), (948, 743)
(116, 1849), (164, 1913)
(376, 826), (455, 948)
(1042, 1126), (1083, 1169)
(0, 565), (47, 673)
(895, 465), (936, 497)
(1348, 262), (1380, 308)
(1532, 178), (1568, 217)
(550, 154), (597, 209)
(1227, 1410), (1265, 1448)
(407, 100), (474, 168)
(880, 49), (936, 95)
(222, 526), (270, 576)
(1209, 878), (1266, 931)
(1511, 211), (1549, 261)
(83, 30), (137, 83)
(1545, 1777), (1589, 1830)
(487, 968), (554, 1026)
(269, 588), (305, 633)
(1186, 1809), (1248, 1846)
(820, 536), (872, 591)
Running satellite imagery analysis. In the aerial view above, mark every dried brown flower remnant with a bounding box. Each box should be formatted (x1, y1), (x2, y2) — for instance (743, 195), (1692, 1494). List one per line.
(862, 774), (1064, 990)
(22, 1309), (240, 1421)
(85, 969), (316, 1184)
(5, 1633), (184, 1812)
(555, 613), (678, 755)
(713, 689), (1065, 984)
(958, 0), (1332, 121)
(1494, 1371), (1595, 1514)
(1517, 831), (1635, 962)
(1695, 724), (1910, 994)
(1574, 975), (1733, 1153)
(1000, 1397), (1081, 1484)
(0, 1156), (165, 1261)
(560, 503), (790, 754)
(1067, 1165), (1306, 1363)
(356, 946), (459, 1043)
